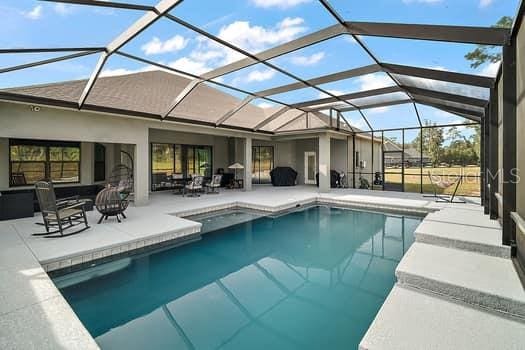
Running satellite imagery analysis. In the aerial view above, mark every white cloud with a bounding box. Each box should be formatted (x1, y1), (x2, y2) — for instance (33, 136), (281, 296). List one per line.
(141, 35), (189, 55)
(246, 69), (276, 82)
(257, 102), (275, 109)
(232, 68), (276, 86)
(251, 0), (311, 9)
(479, 0), (494, 8)
(168, 57), (213, 76)
(290, 52), (325, 66)
(54, 3), (74, 15)
(402, 0), (443, 4)
(358, 73), (396, 91)
(347, 117), (368, 130)
(367, 106), (390, 114)
(166, 17), (307, 78)
(480, 61), (500, 77)
(217, 17), (307, 57)
(118, 17), (307, 80)
(25, 5), (42, 20)
(100, 67), (149, 77)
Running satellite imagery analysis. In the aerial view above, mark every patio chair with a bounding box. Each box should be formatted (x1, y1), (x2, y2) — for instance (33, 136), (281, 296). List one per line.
(171, 173), (185, 194)
(205, 174), (222, 194)
(424, 172), (465, 203)
(184, 175), (204, 197)
(34, 181), (90, 237)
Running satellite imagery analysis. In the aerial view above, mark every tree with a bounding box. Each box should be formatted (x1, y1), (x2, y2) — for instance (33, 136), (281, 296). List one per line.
(412, 120), (444, 166)
(464, 16), (513, 68)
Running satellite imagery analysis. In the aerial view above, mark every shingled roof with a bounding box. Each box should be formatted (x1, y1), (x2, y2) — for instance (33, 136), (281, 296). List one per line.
(1, 70), (337, 133)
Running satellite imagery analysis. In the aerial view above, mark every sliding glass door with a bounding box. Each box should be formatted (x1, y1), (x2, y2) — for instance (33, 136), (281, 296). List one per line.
(151, 143), (212, 191)
(252, 146), (274, 184)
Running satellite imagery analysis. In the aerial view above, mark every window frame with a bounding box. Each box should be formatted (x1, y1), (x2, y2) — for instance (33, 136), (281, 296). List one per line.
(94, 143), (106, 182)
(9, 138), (81, 187)
(150, 142), (213, 191)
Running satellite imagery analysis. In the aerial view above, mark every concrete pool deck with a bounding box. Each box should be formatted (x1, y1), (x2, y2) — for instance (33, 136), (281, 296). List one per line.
(0, 186), (522, 349)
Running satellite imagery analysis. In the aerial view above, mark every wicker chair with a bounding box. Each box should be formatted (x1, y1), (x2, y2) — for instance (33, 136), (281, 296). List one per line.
(34, 181), (90, 237)
(184, 176), (204, 197)
(95, 185), (129, 223)
(205, 174), (222, 194)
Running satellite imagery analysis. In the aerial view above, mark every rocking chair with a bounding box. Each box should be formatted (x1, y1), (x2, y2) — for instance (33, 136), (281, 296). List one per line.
(34, 181), (90, 237)
(424, 172), (465, 203)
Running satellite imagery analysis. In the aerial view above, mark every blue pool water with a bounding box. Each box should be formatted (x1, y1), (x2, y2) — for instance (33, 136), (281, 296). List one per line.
(54, 206), (422, 350)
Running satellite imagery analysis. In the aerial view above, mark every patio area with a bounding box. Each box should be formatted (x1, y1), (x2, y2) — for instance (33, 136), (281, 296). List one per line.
(1, 185), (524, 349)
(1, 0), (525, 349)
(2, 186), (452, 272)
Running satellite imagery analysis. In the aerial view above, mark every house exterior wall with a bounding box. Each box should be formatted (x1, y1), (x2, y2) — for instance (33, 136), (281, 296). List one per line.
(0, 101), (381, 199)
(0, 101), (268, 204)
(331, 138), (348, 175)
(351, 135), (382, 185)
(252, 139), (297, 169)
(295, 138), (318, 185)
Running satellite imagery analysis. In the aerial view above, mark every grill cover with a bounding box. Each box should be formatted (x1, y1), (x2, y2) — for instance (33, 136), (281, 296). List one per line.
(270, 167), (298, 186)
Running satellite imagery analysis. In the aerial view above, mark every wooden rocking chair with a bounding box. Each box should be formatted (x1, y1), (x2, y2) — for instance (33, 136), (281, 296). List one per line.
(34, 181), (90, 237)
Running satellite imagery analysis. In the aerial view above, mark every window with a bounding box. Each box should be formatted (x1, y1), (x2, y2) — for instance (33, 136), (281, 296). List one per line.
(94, 143), (106, 182)
(9, 139), (80, 186)
(252, 146), (274, 184)
(151, 143), (213, 191)
(355, 151), (360, 168)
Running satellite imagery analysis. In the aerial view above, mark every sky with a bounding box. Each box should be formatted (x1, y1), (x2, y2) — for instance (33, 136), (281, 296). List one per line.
(0, 0), (520, 131)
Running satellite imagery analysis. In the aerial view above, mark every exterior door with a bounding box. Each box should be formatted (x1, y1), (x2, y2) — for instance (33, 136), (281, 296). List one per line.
(304, 152), (316, 184)
(252, 146), (274, 184)
(382, 150), (404, 191)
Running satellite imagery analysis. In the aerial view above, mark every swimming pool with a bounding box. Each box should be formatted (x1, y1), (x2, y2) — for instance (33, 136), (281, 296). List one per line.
(53, 206), (422, 350)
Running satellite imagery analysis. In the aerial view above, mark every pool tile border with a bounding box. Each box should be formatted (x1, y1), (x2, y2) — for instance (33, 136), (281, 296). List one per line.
(42, 224), (201, 272)
(43, 196), (434, 273)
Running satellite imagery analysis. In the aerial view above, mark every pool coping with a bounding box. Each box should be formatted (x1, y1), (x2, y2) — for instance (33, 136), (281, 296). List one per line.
(0, 189), (496, 350)
(39, 196), (434, 274)
(45, 197), (432, 276)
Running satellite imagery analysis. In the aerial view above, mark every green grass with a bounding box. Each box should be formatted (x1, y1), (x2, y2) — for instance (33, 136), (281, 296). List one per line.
(384, 166), (480, 196)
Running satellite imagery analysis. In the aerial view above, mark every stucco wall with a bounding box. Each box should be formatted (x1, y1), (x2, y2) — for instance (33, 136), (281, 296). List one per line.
(252, 139), (297, 170)
(0, 101), (268, 203)
(352, 135), (382, 184)
(295, 138), (318, 185)
(331, 138), (348, 174)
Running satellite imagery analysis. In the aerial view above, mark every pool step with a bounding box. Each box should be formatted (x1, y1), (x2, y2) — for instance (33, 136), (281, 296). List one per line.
(359, 285), (525, 350)
(414, 220), (510, 258)
(423, 208), (501, 229)
(396, 243), (525, 319)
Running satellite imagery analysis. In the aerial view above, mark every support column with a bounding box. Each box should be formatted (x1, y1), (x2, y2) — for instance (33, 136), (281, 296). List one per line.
(502, 43), (517, 247)
(134, 141), (149, 206)
(481, 108), (487, 212)
(0, 138), (9, 190)
(80, 142), (93, 185)
(489, 88), (499, 220)
(319, 134), (331, 193)
(244, 137), (252, 191)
